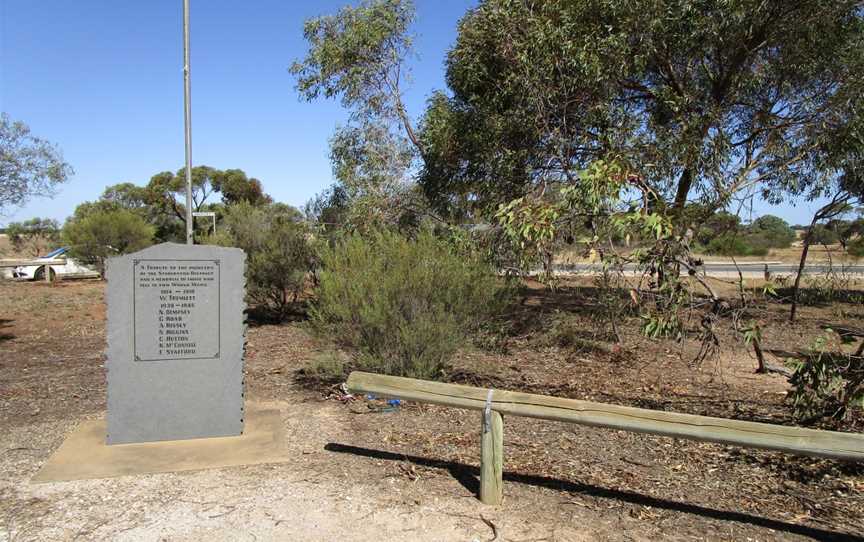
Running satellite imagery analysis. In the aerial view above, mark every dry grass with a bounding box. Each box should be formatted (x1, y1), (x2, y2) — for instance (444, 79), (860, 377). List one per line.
(0, 234), (14, 257)
(556, 243), (863, 265)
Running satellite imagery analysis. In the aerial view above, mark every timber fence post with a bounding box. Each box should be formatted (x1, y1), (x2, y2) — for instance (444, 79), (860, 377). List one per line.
(345, 370), (864, 507)
(480, 389), (504, 505)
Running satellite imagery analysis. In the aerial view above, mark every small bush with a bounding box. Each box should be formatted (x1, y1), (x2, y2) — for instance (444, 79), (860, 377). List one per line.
(789, 332), (864, 423)
(705, 234), (746, 256)
(63, 209), (154, 275)
(748, 215), (796, 249)
(210, 202), (315, 320)
(742, 233), (774, 256)
(848, 237), (864, 258)
(310, 230), (507, 379)
(704, 234), (769, 256)
(299, 350), (352, 385)
(542, 312), (612, 353)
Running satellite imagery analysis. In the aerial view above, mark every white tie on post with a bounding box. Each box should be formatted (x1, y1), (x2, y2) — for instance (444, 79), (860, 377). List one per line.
(484, 388), (494, 433)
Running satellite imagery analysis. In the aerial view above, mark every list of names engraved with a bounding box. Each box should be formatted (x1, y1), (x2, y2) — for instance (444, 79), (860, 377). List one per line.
(133, 259), (220, 361)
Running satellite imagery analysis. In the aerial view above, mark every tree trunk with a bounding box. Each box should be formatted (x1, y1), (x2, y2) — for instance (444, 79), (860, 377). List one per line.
(790, 225), (814, 323)
(752, 335), (766, 373)
(790, 195), (851, 322)
(673, 168), (693, 212)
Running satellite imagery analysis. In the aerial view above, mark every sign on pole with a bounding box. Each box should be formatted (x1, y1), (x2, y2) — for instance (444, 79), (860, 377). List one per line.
(193, 211), (216, 236)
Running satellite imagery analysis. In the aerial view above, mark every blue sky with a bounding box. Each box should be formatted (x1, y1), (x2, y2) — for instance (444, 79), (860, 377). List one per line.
(0, 0), (830, 226)
(1, 0), (474, 226)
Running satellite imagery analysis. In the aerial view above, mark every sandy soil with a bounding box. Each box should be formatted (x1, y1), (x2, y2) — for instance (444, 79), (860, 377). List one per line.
(1, 279), (863, 541)
(4, 406), (548, 542)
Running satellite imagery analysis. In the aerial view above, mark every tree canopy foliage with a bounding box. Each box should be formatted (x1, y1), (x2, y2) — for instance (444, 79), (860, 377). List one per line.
(700, 213), (797, 256)
(63, 208), (154, 275)
(292, 0), (431, 231)
(419, 0), (864, 222)
(0, 113), (73, 213)
(57, 166), (270, 273)
(146, 166), (271, 228)
(208, 201), (314, 320)
(291, 0), (418, 143)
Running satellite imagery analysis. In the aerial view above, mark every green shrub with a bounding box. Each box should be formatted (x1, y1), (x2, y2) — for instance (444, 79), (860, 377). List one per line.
(691, 209), (741, 246)
(63, 209), (154, 275)
(700, 214), (797, 256)
(704, 233), (769, 256)
(299, 349), (352, 385)
(848, 237), (864, 258)
(789, 332), (864, 423)
(742, 233), (773, 256)
(209, 202), (315, 320)
(705, 234), (746, 256)
(748, 215), (796, 248)
(310, 230), (507, 379)
(809, 224), (841, 245)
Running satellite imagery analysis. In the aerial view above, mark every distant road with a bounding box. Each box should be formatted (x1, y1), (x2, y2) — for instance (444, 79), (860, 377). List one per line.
(550, 262), (864, 277)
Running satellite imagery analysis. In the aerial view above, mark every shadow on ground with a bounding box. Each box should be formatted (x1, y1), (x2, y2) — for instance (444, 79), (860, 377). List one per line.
(0, 318), (14, 343)
(505, 285), (634, 338)
(771, 287), (864, 306)
(324, 443), (863, 542)
(245, 303), (308, 326)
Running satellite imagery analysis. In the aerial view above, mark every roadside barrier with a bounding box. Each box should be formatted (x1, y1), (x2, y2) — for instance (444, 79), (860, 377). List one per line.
(346, 371), (864, 505)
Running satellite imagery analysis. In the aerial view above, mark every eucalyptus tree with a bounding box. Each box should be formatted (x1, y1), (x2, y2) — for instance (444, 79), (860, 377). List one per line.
(146, 166), (270, 224)
(417, 0), (864, 344)
(788, 94), (864, 321)
(0, 113), (72, 213)
(291, 0), (431, 230)
(100, 182), (150, 211)
(143, 166), (271, 241)
(291, 0), (419, 151)
(420, 0), (864, 226)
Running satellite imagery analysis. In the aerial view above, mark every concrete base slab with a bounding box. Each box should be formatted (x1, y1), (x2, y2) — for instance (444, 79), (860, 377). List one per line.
(33, 404), (288, 483)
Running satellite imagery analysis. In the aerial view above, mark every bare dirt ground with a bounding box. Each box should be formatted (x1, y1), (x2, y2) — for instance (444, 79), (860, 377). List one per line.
(2, 278), (863, 541)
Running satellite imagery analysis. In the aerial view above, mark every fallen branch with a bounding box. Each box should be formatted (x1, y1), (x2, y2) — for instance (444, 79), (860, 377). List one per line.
(676, 258), (719, 301)
(820, 323), (864, 338)
(751, 341), (794, 377)
(767, 349), (864, 364)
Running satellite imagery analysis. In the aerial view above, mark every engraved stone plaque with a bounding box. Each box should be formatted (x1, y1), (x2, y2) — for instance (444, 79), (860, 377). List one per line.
(133, 259), (220, 361)
(106, 243), (246, 444)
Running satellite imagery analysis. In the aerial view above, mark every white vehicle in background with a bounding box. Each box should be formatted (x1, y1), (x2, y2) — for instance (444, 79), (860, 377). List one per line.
(12, 247), (99, 281)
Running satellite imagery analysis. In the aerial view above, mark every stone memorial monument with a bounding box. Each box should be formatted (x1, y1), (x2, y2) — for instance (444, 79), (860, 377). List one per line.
(106, 242), (246, 444)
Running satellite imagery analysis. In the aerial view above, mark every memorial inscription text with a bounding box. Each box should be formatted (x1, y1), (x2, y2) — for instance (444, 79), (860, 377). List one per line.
(133, 259), (220, 361)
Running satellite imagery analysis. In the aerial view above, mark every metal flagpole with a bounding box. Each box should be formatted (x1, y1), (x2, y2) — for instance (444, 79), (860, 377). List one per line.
(183, 0), (194, 245)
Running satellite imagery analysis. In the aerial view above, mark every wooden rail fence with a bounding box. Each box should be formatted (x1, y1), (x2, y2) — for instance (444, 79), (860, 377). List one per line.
(346, 371), (864, 505)
(0, 258), (66, 283)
